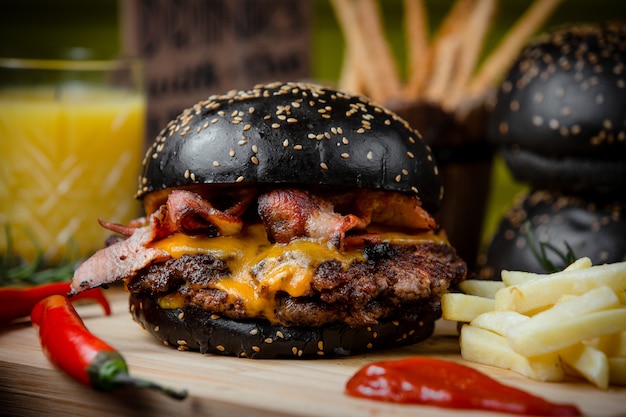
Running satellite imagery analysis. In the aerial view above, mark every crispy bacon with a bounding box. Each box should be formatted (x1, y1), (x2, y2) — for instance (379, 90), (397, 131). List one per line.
(343, 232), (383, 249)
(351, 189), (436, 231)
(166, 190), (243, 237)
(70, 186), (438, 294)
(258, 189), (363, 248)
(70, 215), (172, 295)
(70, 189), (248, 294)
(98, 219), (137, 236)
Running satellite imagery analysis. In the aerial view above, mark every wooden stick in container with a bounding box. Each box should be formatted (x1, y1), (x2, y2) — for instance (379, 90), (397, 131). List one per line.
(338, 47), (365, 95)
(422, 0), (475, 103)
(468, 0), (563, 96)
(331, 0), (375, 97)
(331, 0), (401, 103)
(403, 0), (430, 98)
(422, 36), (461, 104)
(443, 0), (496, 110)
(357, 0), (402, 101)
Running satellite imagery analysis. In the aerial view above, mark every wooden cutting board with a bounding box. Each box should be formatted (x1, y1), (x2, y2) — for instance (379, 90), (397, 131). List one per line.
(1, 287), (625, 417)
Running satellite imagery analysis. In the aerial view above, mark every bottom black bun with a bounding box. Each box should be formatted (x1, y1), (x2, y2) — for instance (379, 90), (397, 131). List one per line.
(501, 147), (626, 194)
(478, 189), (626, 280)
(130, 293), (436, 359)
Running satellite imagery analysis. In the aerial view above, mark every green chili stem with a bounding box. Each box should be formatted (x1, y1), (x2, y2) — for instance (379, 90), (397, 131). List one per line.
(112, 372), (189, 400)
(88, 351), (187, 400)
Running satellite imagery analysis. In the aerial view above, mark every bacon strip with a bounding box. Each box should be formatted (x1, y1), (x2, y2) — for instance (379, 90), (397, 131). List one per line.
(258, 189), (363, 249)
(352, 189), (436, 231)
(98, 219), (137, 237)
(70, 219), (172, 295)
(166, 190), (243, 237)
(70, 187), (437, 294)
(70, 189), (246, 294)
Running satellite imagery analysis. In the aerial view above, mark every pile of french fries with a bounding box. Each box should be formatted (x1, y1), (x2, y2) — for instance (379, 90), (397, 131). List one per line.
(330, 0), (562, 117)
(442, 257), (626, 389)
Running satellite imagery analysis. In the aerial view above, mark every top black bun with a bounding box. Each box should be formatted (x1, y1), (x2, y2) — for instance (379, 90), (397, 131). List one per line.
(488, 22), (626, 193)
(137, 81), (442, 214)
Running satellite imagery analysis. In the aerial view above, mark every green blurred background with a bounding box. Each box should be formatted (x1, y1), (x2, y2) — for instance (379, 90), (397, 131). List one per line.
(2, 0), (625, 75)
(1, 0), (624, 261)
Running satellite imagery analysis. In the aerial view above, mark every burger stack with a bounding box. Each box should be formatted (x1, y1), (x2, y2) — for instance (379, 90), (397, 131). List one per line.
(70, 82), (468, 359)
(479, 22), (626, 279)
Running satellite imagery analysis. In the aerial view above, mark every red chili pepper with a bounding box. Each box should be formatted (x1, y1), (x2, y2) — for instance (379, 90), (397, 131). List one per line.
(346, 357), (582, 416)
(31, 295), (187, 400)
(0, 281), (110, 325)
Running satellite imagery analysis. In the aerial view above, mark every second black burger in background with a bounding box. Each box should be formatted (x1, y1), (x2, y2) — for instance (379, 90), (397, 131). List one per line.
(480, 22), (626, 279)
(479, 189), (626, 279)
(70, 82), (467, 358)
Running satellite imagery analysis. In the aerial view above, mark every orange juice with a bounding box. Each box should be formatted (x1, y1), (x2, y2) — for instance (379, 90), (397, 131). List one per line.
(0, 87), (146, 262)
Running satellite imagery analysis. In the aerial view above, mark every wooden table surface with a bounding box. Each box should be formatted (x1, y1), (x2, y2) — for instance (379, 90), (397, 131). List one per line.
(1, 288), (625, 417)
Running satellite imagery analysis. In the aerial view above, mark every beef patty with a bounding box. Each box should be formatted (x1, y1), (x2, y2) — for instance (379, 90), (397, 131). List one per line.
(126, 241), (466, 327)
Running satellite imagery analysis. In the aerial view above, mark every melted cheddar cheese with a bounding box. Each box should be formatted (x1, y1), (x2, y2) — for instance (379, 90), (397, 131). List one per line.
(150, 223), (447, 322)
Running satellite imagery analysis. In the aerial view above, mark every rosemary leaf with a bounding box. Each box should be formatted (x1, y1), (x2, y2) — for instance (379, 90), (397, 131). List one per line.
(524, 220), (578, 273)
(0, 224), (83, 287)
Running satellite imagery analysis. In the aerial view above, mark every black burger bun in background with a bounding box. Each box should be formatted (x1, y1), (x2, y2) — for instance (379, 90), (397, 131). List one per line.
(487, 22), (626, 195)
(128, 82), (466, 358)
(478, 189), (626, 280)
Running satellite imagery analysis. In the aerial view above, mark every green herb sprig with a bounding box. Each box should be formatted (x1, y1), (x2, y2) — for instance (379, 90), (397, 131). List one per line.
(0, 224), (82, 287)
(525, 220), (578, 273)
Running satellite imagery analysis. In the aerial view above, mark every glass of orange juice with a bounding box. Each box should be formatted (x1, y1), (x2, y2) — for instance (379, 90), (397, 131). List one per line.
(0, 56), (146, 282)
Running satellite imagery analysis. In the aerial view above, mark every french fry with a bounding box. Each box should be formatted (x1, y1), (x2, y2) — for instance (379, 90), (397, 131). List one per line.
(448, 259), (626, 389)
(470, 310), (528, 336)
(555, 294), (578, 304)
(330, 0), (401, 103)
(495, 262), (626, 314)
(468, 0), (563, 96)
(521, 286), (620, 322)
(443, 0), (496, 110)
(441, 293), (494, 322)
(507, 308), (626, 357)
(403, 0), (430, 96)
(459, 279), (505, 299)
(460, 325), (564, 382)
(610, 331), (626, 357)
(422, 0), (473, 103)
(358, 0), (402, 99)
(559, 343), (610, 390)
(608, 357), (626, 386)
(586, 331), (626, 357)
(564, 257), (593, 271)
(338, 48), (365, 95)
(500, 269), (536, 287)
(499, 257), (592, 287)
(422, 36), (460, 103)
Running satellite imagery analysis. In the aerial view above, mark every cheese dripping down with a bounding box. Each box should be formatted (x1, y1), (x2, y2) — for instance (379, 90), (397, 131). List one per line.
(150, 223), (447, 323)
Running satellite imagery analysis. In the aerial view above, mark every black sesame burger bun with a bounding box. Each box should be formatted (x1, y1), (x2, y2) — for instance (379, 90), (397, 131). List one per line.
(130, 293), (439, 359)
(479, 189), (626, 280)
(137, 81), (442, 215)
(488, 22), (626, 193)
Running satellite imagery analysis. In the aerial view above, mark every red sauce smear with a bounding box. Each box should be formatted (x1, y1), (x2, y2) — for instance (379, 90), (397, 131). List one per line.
(346, 357), (582, 416)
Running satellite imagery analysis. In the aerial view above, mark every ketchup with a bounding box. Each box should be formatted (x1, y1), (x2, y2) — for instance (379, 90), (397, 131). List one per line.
(346, 357), (582, 416)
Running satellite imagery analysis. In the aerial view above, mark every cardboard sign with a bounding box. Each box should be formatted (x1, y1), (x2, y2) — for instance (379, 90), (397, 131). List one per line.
(121, 0), (311, 142)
